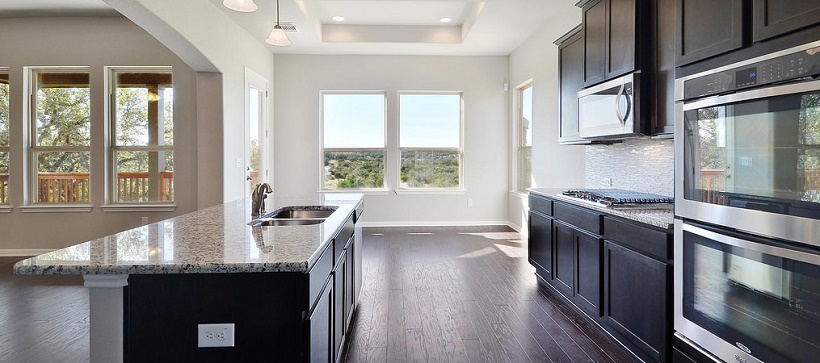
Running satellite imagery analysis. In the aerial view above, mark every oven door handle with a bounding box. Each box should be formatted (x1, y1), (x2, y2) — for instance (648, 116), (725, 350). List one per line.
(681, 222), (820, 265)
(682, 78), (820, 111)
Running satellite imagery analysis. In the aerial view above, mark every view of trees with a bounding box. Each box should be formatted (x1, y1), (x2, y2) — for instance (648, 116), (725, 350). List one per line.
(400, 150), (459, 188)
(323, 150), (461, 189)
(115, 86), (174, 174)
(324, 151), (384, 189)
(36, 86), (91, 173)
(1, 78), (8, 204)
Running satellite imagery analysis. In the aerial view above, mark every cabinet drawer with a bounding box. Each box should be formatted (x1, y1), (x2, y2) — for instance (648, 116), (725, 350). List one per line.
(529, 194), (553, 216)
(334, 215), (354, 263)
(603, 217), (672, 260)
(308, 241), (334, 309)
(554, 201), (602, 234)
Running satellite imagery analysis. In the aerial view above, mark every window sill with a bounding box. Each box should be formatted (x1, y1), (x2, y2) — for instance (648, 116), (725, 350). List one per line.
(20, 205), (94, 213)
(318, 189), (390, 196)
(0, 206), (11, 213)
(102, 204), (176, 213)
(394, 189), (465, 195)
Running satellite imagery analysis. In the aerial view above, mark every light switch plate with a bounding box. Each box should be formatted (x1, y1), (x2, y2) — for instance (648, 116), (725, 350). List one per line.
(197, 323), (235, 348)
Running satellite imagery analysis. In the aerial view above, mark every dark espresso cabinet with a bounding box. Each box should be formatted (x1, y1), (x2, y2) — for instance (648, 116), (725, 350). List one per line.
(528, 191), (672, 362)
(557, 25), (587, 144)
(675, 0), (744, 66)
(582, 0), (646, 87)
(752, 0), (820, 42)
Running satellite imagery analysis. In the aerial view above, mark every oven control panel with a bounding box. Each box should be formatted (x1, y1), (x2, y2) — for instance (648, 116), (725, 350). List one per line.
(684, 46), (819, 100)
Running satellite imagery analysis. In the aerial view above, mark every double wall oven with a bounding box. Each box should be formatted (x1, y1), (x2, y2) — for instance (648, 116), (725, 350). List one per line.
(674, 41), (820, 363)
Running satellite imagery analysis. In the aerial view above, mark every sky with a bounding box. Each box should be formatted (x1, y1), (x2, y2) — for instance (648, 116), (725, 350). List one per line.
(323, 93), (461, 149)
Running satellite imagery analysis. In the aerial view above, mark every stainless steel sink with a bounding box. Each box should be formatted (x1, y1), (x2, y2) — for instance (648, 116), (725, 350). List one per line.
(265, 206), (338, 219)
(256, 219), (324, 226)
(248, 206), (338, 227)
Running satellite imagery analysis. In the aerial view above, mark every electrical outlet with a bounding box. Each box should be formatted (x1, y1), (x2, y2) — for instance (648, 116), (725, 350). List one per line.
(141, 216), (149, 225)
(198, 323), (235, 348)
(467, 198), (473, 207)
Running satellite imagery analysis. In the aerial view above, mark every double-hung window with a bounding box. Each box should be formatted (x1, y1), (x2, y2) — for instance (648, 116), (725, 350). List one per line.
(0, 69), (8, 204)
(109, 67), (174, 204)
(321, 92), (386, 190)
(515, 82), (533, 193)
(30, 68), (91, 204)
(399, 92), (462, 189)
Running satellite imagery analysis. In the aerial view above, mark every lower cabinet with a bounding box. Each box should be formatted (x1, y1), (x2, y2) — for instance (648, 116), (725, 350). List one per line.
(307, 212), (361, 363)
(604, 241), (671, 363)
(527, 192), (672, 363)
(553, 220), (603, 317)
(309, 278), (333, 363)
(528, 211), (554, 278)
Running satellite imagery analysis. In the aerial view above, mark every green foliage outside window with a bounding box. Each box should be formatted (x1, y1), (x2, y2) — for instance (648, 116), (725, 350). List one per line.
(324, 151), (384, 189)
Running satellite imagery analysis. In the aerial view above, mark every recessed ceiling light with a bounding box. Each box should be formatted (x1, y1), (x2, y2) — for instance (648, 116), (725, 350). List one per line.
(332, 16), (345, 22)
(440, 17), (453, 23)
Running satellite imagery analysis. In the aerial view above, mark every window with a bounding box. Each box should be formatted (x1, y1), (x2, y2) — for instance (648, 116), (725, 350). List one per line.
(0, 69), (8, 204)
(515, 82), (533, 193)
(30, 68), (91, 204)
(110, 67), (174, 203)
(321, 92), (386, 190)
(399, 92), (462, 189)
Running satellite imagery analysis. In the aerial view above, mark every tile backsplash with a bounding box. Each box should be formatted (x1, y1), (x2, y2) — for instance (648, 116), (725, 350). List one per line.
(585, 138), (674, 197)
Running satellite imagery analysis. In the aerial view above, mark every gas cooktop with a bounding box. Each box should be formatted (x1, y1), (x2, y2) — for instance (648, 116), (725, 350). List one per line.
(561, 189), (674, 206)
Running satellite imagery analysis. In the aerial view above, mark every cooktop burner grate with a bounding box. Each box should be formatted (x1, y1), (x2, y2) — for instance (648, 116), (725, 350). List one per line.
(561, 189), (674, 206)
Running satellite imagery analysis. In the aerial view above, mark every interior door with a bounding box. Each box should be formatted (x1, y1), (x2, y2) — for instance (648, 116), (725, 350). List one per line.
(244, 68), (269, 197)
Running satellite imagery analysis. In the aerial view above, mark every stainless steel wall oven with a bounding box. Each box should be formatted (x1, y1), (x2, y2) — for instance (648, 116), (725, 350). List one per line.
(674, 41), (820, 363)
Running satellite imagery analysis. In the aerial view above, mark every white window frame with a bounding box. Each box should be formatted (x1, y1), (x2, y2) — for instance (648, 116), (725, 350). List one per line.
(397, 91), (464, 192)
(104, 66), (175, 210)
(24, 66), (92, 211)
(0, 68), (9, 209)
(319, 91), (388, 192)
(512, 80), (533, 194)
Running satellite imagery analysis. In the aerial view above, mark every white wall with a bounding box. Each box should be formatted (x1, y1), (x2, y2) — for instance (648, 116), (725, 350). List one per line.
(0, 17), (198, 252)
(273, 55), (509, 225)
(105, 0), (276, 204)
(507, 2), (586, 231)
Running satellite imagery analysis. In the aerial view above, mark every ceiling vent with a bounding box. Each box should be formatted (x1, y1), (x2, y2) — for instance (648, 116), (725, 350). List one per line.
(278, 22), (299, 33)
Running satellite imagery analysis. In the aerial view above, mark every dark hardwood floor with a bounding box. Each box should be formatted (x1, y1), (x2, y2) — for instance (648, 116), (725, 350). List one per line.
(342, 226), (635, 363)
(0, 256), (88, 362)
(0, 226), (635, 362)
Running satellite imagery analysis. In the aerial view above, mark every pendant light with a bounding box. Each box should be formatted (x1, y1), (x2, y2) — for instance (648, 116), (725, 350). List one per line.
(223, 0), (258, 12)
(266, 0), (291, 46)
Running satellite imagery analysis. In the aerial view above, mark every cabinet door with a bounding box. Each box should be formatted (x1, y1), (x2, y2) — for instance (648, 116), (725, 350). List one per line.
(575, 231), (603, 317)
(344, 236), (355, 328)
(553, 221), (575, 297)
(675, 0), (744, 66)
(583, 0), (607, 86)
(752, 0), (820, 42)
(604, 241), (670, 363)
(309, 280), (333, 363)
(607, 0), (637, 78)
(333, 253), (346, 363)
(528, 211), (554, 279)
(559, 29), (586, 144)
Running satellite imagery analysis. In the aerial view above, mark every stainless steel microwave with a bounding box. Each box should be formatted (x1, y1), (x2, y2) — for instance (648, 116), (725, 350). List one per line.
(578, 72), (642, 139)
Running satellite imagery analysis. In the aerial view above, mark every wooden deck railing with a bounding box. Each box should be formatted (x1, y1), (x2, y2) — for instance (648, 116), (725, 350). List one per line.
(31, 172), (173, 203)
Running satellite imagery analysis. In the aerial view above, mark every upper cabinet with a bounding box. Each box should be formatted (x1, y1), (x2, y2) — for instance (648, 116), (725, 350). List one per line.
(582, 0), (645, 87)
(752, 0), (820, 42)
(556, 25), (588, 144)
(675, 0), (820, 66)
(675, 0), (744, 66)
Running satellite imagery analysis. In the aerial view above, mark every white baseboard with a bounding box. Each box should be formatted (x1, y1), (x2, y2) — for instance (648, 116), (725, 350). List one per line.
(359, 220), (510, 228)
(0, 249), (53, 257)
(507, 222), (522, 232)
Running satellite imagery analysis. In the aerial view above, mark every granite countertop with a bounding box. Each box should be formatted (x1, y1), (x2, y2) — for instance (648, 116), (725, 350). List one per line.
(529, 188), (674, 229)
(13, 193), (363, 276)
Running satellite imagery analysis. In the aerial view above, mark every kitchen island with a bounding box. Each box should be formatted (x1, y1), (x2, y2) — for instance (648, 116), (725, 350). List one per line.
(14, 193), (364, 363)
